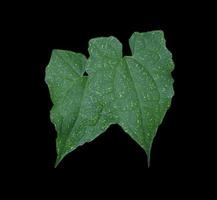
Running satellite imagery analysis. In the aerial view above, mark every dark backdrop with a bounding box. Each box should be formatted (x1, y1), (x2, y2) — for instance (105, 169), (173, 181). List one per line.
(4, 1), (212, 196)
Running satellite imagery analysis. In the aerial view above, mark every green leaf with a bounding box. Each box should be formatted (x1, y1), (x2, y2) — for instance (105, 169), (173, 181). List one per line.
(45, 31), (174, 167)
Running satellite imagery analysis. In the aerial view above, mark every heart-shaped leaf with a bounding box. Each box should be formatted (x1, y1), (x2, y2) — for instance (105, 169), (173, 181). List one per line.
(45, 31), (174, 167)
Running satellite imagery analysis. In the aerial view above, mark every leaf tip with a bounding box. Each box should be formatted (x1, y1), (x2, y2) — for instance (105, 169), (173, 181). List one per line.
(54, 154), (64, 168)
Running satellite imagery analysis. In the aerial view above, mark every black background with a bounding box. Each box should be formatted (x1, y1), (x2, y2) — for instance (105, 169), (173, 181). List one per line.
(3, 1), (214, 195)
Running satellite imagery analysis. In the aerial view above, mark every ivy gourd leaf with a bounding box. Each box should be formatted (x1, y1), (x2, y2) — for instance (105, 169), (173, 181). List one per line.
(45, 31), (174, 167)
